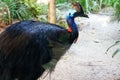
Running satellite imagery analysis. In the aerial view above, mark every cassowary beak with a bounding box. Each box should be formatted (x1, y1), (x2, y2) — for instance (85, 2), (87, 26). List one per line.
(81, 14), (89, 18)
(74, 12), (89, 18)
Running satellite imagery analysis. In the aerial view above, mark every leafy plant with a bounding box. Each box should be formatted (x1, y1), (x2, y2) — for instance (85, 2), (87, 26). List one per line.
(0, 0), (29, 24)
(56, 0), (74, 4)
(105, 41), (120, 57)
(22, 0), (47, 16)
(0, 1), (10, 24)
(88, 0), (99, 13)
(0, 0), (48, 25)
(106, 0), (120, 57)
(113, 0), (120, 21)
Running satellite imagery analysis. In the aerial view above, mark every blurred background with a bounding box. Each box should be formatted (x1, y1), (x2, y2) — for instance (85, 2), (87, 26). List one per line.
(0, 0), (119, 29)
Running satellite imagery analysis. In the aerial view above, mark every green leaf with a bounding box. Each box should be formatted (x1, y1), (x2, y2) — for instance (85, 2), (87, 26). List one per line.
(112, 48), (120, 58)
(105, 41), (120, 54)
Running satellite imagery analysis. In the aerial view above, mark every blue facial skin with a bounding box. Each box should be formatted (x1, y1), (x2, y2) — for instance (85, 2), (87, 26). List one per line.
(66, 9), (77, 19)
(66, 9), (78, 32)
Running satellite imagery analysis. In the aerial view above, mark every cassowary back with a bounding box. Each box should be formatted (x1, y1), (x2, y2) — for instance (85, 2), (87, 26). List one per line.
(0, 20), (71, 80)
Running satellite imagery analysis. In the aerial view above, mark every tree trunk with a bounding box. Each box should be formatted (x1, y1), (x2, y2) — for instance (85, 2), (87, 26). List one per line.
(86, 0), (89, 13)
(48, 0), (56, 24)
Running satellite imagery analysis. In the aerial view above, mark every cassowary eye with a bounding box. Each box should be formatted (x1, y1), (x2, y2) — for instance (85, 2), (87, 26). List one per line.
(69, 13), (71, 16)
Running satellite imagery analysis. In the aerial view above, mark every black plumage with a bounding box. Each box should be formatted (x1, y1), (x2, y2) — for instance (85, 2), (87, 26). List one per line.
(0, 2), (88, 80)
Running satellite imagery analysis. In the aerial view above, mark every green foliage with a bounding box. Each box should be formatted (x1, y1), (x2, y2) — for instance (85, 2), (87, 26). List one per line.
(56, 0), (119, 13)
(106, 0), (120, 57)
(57, 20), (68, 28)
(88, 0), (99, 13)
(56, 2), (71, 11)
(0, 0), (119, 25)
(56, 0), (87, 12)
(77, 0), (87, 12)
(107, 0), (117, 7)
(0, 0), (31, 22)
(113, 0), (120, 21)
(0, 2), (8, 23)
(22, 0), (48, 22)
(106, 41), (120, 57)
(22, 0), (47, 16)
(36, 4), (48, 22)
(0, 0), (48, 24)
(87, 0), (116, 13)
(56, 2), (71, 28)
(56, 0), (74, 4)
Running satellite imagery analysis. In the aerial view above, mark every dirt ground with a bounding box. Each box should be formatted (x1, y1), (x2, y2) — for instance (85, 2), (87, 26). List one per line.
(40, 14), (120, 80)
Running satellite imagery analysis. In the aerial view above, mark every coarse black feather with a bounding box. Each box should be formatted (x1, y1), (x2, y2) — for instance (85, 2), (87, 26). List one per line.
(0, 20), (71, 80)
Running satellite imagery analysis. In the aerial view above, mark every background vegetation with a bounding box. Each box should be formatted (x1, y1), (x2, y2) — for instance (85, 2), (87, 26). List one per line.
(0, 0), (47, 25)
(0, 0), (120, 27)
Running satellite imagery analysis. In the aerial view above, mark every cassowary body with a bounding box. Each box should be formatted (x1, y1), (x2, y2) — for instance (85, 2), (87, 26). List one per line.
(0, 2), (88, 80)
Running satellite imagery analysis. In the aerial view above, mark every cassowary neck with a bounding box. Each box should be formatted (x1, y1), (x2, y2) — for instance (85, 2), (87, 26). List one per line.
(66, 16), (79, 43)
(66, 17), (78, 33)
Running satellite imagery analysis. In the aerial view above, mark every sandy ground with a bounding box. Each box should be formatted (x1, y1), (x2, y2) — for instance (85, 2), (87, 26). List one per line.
(40, 14), (120, 80)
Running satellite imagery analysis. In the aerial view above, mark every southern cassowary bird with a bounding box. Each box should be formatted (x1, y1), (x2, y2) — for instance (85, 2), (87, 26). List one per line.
(0, 2), (88, 80)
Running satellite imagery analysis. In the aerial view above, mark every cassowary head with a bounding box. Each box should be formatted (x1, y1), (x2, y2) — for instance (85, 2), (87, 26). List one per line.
(68, 2), (89, 18)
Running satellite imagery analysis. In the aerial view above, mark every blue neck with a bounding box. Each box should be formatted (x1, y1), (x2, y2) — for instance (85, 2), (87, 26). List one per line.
(66, 16), (78, 32)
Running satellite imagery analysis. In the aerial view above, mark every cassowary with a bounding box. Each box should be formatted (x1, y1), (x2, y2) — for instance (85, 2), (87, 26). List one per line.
(0, 2), (88, 80)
